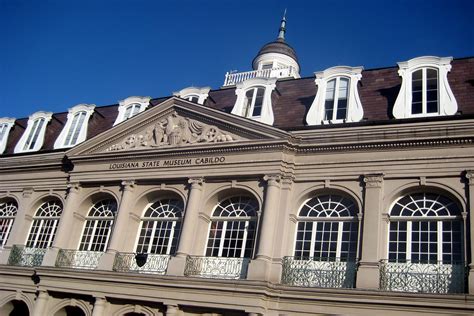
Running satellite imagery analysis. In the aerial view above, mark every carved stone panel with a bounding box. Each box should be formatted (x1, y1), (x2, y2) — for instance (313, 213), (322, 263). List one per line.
(106, 112), (239, 152)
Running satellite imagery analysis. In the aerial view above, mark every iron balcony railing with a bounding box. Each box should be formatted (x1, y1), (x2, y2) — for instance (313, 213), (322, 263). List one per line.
(223, 66), (296, 86)
(55, 249), (103, 269)
(184, 256), (250, 279)
(281, 256), (358, 288)
(113, 252), (171, 274)
(379, 260), (467, 294)
(7, 245), (47, 267)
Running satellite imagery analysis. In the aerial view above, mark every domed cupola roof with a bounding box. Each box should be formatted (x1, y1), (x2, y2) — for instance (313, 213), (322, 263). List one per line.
(252, 10), (300, 70)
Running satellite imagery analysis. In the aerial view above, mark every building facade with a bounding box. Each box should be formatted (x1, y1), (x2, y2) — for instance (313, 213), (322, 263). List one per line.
(1, 16), (474, 316)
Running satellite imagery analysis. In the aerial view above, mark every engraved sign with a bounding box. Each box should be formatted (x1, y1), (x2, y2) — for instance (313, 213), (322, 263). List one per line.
(108, 156), (226, 170)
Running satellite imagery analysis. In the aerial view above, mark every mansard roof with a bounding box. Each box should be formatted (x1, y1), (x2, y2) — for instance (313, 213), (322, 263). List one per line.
(2, 57), (474, 156)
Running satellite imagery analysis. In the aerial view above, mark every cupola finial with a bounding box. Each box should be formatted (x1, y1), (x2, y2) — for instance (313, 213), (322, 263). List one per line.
(277, 9), (287, 41)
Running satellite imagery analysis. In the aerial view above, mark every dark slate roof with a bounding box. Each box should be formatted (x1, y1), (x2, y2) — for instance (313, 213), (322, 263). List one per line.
(2, 57), (474, 156)
(252, 38), (299, 67)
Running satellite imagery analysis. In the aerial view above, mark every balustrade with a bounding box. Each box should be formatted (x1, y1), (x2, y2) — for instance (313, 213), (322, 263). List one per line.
(7, 245), (46, 267)
(184, 256), (250, 279)
(223, 66), (295, 86)
(113, 252), (170, 274)
(55, 249), (103, 269)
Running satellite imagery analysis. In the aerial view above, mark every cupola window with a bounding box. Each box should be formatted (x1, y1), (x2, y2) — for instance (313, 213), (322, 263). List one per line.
(54, 104), (95, 149)
(14, 111), (52, 153)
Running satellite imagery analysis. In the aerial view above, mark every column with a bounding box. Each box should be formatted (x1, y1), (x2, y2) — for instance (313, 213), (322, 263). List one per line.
(247, 175), (281, 281)
(98, 180), (135, 270)
(465, 171), (474, 294)
(32, 290), (49, 316)
(0, 188), (34, 265)
(92, 297), (107, 316)
(356, 173), (384, 289)
(42, 182), (82, 266)
(166, 304), (179, 316)
(167, 178), (204, 276)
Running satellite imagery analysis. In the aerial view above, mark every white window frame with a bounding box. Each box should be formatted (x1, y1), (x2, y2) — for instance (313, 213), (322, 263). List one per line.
(232, 77), (277, 125)
(0, 118), (15, 154)
(393, 56), (457, 119)
(135, 199), (184, 255)
(14, 111), (52, 153)
(79, 199), (117, 252)
(26, 201), (63, 249)
(306, 66), (364, 125)
(54, 104), (95, 149)
(173, 86), (211, 105)
(0, 200), (18, 248)
(113, 96), (151, 126)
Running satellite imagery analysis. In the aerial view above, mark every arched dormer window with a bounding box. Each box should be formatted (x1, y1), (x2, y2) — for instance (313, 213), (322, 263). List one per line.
(14, 111), (52, 153)
(0, 118), (15, 154)
(54, 104), (95, 149)
(173, 87), (211, 105)
(393, 56), (457, 119)
(113, 96), (151, 126)
(232, 78), (277, 125)
(306, 66), (363, 125)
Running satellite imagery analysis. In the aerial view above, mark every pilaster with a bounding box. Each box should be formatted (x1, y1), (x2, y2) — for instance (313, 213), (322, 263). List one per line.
(32, 290), (49, 316)
(465, 171), (474, 294)
(92, 297), (107, 316)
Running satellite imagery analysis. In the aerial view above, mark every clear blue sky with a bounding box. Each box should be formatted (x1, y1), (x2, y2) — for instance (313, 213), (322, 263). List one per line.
(1, 0), (473, 119)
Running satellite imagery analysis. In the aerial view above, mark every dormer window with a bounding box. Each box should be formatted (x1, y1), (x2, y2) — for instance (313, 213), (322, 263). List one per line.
(54, 104), (95, 149)
(0, 118), (15, 154)
(173, 87), (210, 105)
(232, 78), (276, 125)
(306, 66), (363, 125)
(393, 56), (457, 119)
(113, 96), (150, 126)
(14, 111), (52, 153)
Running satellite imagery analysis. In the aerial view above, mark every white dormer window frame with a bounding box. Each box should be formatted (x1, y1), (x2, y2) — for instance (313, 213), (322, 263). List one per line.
(232, 77), (277, 125)
(54, 104), (95, 149)
(173, 87), (211, 105)
(14, 111), (52, 153)
(113, 96), (151, 126)
(0, 118), (15, 154)
(393, 56), (457, 119)
(306, 66), (364, 125)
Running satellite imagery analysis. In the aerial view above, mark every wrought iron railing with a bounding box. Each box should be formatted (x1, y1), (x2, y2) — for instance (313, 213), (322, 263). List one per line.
(379, 260), (467, 294)
(281, 257), (357, 288)
(184, 256), (250, 279)
(113, 252), (171, 274)
(7, 245), (46, 267)
(55, 249), (103, 269)
(223, 66), (296, 86)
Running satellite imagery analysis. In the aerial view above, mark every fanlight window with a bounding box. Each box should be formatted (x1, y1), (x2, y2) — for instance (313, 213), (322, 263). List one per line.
(79, 199), (117, 252)
(23, 118), (46, 151)
(242, 87), (265, 117)
(123, 103), (142, 120)
(0, 200), (18, 248)
(206, 196), (259, 258)
(295, 194), (359, 261)
(388, 193), (463, 264)
(136, 199), (184, 255)
(324, 77), (349, 121)
(26, 200), (63, 248)
(63, 111), (87, 147)
(411, 68), (438, 115)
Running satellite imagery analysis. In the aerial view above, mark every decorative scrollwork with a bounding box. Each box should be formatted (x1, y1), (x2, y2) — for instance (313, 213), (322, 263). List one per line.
(184, 256), (250, 279)
(55, 249), (103, 269)
(8, 245), (46, 267)
(281, 257), (357, 288)
(112, 253), (171, 274)
(379, 260), (466, 293)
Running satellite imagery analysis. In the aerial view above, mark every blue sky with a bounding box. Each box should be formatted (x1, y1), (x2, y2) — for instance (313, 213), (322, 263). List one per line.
(1, 0), (473, 119)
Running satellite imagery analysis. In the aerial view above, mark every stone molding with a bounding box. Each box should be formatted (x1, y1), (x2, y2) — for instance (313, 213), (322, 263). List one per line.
(188, 178), (204, 190)
(121, 180), (136, 192)
(363, 174), (384, 188)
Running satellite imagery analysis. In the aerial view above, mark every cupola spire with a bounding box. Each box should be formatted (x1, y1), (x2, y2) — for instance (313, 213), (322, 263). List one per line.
(277, 9), (287, 41)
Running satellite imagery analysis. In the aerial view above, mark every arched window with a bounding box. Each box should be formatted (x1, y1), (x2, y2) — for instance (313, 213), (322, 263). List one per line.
(26, 200), (63, 248)
(136, 199), (184, 255)
(295, 194), (359, 261)
(324, 77), (349, 121)
(242, 87), (265, 118)
(206, 196), (259, 258)
(79, 199), (117, 252)
(0, 200), (17, 247)
(411, 68), (438, 115)
(123, 103), (142, 120)
(388, 192), (463, 264)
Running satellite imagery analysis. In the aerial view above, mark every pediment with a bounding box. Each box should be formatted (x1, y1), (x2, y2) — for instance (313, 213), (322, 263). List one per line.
(67, 97), (290, 157)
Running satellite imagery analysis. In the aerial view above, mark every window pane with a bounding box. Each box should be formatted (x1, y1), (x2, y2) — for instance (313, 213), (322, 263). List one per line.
(252, 88), (265, 117)
(242, 89), (254, 117)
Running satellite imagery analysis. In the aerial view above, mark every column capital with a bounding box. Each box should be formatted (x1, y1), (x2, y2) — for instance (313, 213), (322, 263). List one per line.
(363, 173), (384, 188)
(188, 177), (204, 190)
(67, 181), (81, 193)
(22, 187), (34, 198)
(263, 174), (281, 187)
(121, 180), (136, 192)
(466, 170), (474, 185)
(94, 296), (107, 305)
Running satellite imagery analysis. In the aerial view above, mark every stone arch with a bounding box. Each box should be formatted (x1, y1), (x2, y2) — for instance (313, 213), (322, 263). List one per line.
(0, 291), (34, 315)
(50, 298), (92, 316)
(28, 193), (65, 218)
(112, 304), (158, 316)
(134, 188), (186, 218)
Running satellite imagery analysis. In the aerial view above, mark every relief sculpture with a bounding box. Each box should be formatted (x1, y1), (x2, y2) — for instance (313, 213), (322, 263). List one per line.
(107, 112), (237, 151)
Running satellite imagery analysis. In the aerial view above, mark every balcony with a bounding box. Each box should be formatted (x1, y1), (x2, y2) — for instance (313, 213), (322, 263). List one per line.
(379, 260), (467, 294)
(55, 249), (103, 269)
(281, 257), (357, 288)
(223, 66), (297, 86)
(113, 252), (170, 274)
(184, 256), (250, 279)
(7, 245), (46, 267)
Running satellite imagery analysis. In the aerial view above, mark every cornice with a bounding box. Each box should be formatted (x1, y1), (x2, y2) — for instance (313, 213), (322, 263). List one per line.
(0, 151), (66, 171)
